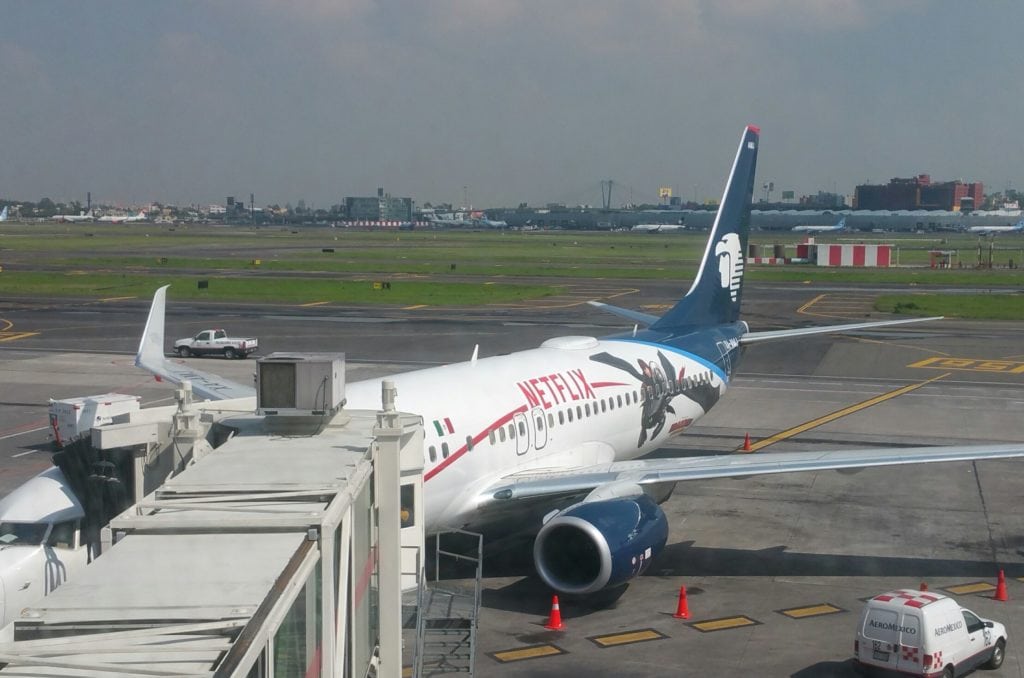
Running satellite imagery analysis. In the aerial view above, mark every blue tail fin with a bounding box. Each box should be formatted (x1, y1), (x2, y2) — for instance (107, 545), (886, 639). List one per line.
(650, 125), (760, 332)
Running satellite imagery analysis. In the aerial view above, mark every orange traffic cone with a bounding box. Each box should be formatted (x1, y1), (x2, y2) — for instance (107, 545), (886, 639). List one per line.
(673, 585), (691, 619)
(544, 595), (564, 630)
(919, 582), (928, 592)
(994, 570), (1008, 602)
(742, 433), (752, 452)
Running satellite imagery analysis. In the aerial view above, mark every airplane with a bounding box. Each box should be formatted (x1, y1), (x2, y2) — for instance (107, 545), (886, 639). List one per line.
(631, 222), (686, 233)
(0, 467), (89, 628)
(98, 210), (148, 224)
(967, 218), (1024, 235)
(135, 126), (1024, 598)
(53, 210), (94, 223)
(426, 212), (507, 228)
(792, 216), (846, 234)
(0, 206), (8, 222)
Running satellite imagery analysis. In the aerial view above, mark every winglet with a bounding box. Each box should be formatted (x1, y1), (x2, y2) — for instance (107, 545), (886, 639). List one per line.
(133, 285), (255, 401)
(136, 285), (169, 373)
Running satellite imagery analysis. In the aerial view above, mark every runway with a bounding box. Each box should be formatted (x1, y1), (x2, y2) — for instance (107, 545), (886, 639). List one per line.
(1, 282), (1022, 676)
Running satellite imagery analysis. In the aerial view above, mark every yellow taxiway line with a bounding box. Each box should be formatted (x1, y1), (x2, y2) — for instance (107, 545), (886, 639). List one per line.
(743, 372), (951, 453)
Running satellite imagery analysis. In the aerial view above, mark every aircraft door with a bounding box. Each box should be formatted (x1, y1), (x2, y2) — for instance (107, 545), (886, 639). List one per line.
(531, 407), (548, 450)
(513, 412), (529, 456)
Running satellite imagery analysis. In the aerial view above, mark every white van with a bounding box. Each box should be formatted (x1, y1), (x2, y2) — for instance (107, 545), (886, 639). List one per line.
(854, 589), (1007, 677)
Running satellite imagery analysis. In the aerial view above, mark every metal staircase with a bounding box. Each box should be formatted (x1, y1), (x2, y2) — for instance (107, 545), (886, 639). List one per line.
(413, 529), (482, 677)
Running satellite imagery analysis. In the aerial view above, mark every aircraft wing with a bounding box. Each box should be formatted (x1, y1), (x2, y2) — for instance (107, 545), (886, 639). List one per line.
(739, 316), (943, 344)
(588, 301), (661, 326)
(481, 443), (1024, 503)
(135, 286), (256, 401)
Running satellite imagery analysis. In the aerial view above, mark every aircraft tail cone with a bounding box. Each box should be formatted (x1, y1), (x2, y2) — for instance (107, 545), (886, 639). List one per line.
(994, 570), (1008, 602)
(544, 595), (564, 630)
(919, 581), (928, 592)
(673, 585), (691, 619)
(742, 432), (752, 452)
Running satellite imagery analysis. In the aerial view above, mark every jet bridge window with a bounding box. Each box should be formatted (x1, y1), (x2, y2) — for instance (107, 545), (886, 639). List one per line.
(47, 520), (78, 549)
(400, 484), (415, 528)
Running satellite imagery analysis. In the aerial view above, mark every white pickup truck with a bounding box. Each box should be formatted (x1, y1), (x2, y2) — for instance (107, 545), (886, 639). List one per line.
(173, 328), (259, 359)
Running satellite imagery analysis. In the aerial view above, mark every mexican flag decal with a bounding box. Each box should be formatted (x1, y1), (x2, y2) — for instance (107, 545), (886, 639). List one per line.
(432, 417), (454, 436)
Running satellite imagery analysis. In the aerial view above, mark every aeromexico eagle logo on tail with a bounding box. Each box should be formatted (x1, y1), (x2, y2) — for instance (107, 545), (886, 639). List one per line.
(715, 232), (743, 301)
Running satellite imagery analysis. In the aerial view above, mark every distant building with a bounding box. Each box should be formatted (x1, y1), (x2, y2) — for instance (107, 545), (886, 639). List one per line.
(854, 174), (983, 211)
(345, 187), (412, 222)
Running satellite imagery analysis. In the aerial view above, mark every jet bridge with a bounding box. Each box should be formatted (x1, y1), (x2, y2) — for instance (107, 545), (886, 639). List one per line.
(0, 367), (427, 678)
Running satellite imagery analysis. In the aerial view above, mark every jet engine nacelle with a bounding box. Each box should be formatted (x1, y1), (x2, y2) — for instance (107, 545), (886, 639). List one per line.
(533, 494), (668, 595)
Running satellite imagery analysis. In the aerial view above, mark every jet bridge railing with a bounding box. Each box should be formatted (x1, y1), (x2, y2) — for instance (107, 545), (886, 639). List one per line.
(414, 529), (482, 677)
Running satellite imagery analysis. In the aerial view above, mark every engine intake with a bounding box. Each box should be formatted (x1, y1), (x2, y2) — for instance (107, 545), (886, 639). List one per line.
(533, 494), (668, 595)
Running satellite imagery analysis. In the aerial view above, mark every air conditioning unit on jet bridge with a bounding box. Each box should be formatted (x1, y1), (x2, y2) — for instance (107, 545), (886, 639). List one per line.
(257, 352), (346, 417)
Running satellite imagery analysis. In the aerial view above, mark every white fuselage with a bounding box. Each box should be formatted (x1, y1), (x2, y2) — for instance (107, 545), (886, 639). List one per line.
(343, 335), (725, 532)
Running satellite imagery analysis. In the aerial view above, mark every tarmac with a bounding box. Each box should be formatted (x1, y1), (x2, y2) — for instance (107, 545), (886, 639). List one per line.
(0, 282), (1022, 677)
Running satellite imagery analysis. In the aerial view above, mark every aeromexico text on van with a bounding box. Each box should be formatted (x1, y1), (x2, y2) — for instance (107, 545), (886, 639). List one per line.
(934, 620), (964, 636)
(868, 620), (917, 635)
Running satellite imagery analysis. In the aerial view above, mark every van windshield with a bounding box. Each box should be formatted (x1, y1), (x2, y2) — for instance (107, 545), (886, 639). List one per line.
(0, 522), (48, 546)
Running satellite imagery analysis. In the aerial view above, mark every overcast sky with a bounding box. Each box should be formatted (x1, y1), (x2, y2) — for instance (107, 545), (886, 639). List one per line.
(2, 1), (1022, 208)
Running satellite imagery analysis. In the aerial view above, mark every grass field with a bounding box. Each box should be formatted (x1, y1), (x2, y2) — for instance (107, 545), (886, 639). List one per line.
(1, 224), (1021, 313)
(874, 293), (1024, 320)
(0, 271), (558, 305)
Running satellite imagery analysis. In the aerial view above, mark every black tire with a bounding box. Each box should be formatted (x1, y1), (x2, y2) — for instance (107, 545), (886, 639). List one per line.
(984, 638), (1005, 669)
(224, 347), (237, 359)
(177, 346), (191, 358)
(943, 665), (954, 678)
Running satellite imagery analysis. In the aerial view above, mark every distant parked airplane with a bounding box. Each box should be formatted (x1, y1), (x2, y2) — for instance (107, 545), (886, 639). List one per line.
(632, 223), (686, 233)
(98, 210), (148, 224)
(968, 219), (1024, 235)
(53, 210), (94, 223)
(0, 206), (8, 222)
(793, 217), (846, 234)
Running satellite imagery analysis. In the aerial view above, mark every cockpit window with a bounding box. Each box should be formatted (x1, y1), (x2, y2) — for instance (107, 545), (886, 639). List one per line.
(0, 522), (49, 546)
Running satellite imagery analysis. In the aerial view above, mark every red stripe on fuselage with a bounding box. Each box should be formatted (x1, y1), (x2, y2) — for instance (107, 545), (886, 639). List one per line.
(590, 381), (628, 388)
(423, 404), (528, 482)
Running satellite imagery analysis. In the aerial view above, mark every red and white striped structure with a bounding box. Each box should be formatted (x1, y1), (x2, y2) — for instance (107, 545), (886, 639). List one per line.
(746, 257), (787, 265)
(815, 244), (892, 267)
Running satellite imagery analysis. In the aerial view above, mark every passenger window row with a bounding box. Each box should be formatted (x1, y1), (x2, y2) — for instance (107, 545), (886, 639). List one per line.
(425, 370), (716, 463)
